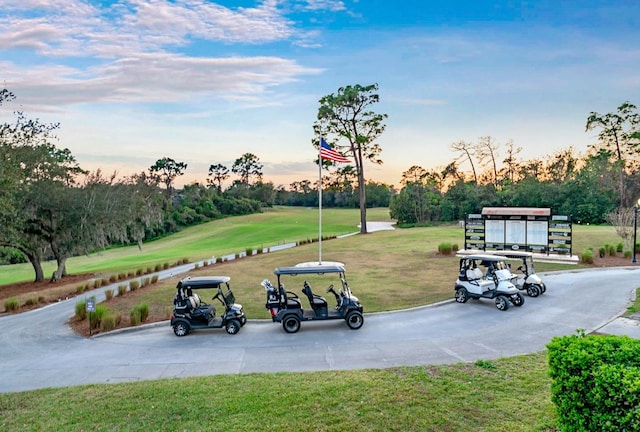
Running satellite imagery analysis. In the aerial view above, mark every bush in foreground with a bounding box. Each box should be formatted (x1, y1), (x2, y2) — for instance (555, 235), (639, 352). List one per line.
(547, 332), (640, 431)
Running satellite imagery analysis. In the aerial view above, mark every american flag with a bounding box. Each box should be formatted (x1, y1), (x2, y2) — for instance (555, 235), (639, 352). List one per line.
(319, 138), (350, 163)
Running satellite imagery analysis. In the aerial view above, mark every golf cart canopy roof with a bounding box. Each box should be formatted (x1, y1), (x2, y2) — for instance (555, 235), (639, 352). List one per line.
(176, 276), (230, 289)
(488, 251), (533, 259)
(459, 254), (509, 262)
(274, 263), (346, 276)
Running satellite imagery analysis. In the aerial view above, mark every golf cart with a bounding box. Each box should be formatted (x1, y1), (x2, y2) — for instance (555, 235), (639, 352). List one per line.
(262, 262), (364, 333)
(454, 254), (525, 311)
(170, 276), (246, 337)
(497, 251), (547, 297)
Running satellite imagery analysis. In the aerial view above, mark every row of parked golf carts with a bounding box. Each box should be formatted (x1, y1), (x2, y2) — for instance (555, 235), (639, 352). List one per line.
(169, 251), (546, 336)
(454, 251), (547, 311)
(170, 261), (363, 336)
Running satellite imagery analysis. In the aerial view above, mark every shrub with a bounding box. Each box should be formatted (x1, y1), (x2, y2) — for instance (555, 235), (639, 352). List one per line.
(617, 242), (624, 253)
(608, 244), (617, 256)
(130, 308), (141, 326)
(245, 247), (253, 256)
(625, 250), (633, 259)
(94, 279), (102, 288)
(75, 299), (87, 320)
(438, 242), (453, 255)
(117, 284), (127, 296)
(451, 243), (459, 252)
(118, 273), (126, 281)
(76, 285), (86, 294)
(4, 297), (19, 312)
(547, 333), (640, 431)
(163, 262), (170, 270)
(91, 305), (108, 330)
(193, 262), (200, 269)
(181, 258), (189, 264)
(101, 314), (116, 331)
(23, 297), (38, 307)
(129, 280), (140, 291)
(109, 275), (117, 283)
(141, 277), (151, 287)
(598, 246), (606, 258)
(135, 268), (143, 276)
(127, 271), (135, 278)
(104, 289), (114, 301)
(581, 249), (594, 264)
(151, 275), (158, 284)
(154, 264), (162, 272)
(138, 303), (150, 322)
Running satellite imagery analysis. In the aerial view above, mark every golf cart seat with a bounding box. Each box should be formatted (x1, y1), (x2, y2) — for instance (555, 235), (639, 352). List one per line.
(466, 268), (483, 281)
(302, 281), (328, 308)
(279, 285), (302, 309)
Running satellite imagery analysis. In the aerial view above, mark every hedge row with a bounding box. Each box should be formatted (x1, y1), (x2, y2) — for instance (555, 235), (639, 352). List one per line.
(547, 332), (640, 431)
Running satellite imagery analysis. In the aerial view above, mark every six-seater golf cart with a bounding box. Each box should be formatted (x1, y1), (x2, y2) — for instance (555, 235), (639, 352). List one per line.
(262, 262), (364, 333)
(171, 276), (246, 337)
(495, 251), (547, 297)
(454, 254), (525, 311)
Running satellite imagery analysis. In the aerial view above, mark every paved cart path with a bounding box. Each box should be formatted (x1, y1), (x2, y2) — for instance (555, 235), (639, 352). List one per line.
(2, 267), (640, 393)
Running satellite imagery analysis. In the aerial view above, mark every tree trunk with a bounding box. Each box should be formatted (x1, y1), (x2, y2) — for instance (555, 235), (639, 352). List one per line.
(50, 242), (68, 280)
(52, 257), (67, 282)
(357, 154), (368, 234)
(0, 242), (45, 282)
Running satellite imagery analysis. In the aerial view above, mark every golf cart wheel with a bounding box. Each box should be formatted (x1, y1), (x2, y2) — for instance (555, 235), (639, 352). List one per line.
(173, 322), (190, 337)
(346, 311), (364, 330)
(511, 293), (525, 307)
(226, 319), (241, 335)
(536, 283), (546, 294)
(283, 315), (301, 333)
(526, 285), (540, 297)
(455, 288), (469, 303)
(495, 295), (509, 311)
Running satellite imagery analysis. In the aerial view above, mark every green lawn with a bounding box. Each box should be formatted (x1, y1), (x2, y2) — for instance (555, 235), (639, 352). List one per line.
(0, 207), (392, 285)
(0, 352), (556, 431)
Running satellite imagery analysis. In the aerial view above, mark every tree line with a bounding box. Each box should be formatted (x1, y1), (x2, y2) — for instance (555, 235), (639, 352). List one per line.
(390, 102), (640, 226)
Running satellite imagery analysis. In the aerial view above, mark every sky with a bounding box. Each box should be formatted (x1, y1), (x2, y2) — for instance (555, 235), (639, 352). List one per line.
(1, 0), (639, 188)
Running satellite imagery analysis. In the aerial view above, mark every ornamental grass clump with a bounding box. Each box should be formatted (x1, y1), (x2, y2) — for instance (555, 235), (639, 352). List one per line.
(438, 242), (453, 255)
(129, 280), (140, 291)
(75, 299), (87, 320)
(581, 249), (594, 264)
(4, 297), (19, 312)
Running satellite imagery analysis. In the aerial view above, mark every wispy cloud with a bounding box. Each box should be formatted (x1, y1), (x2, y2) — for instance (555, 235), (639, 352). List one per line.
(0, 0), (332, 110)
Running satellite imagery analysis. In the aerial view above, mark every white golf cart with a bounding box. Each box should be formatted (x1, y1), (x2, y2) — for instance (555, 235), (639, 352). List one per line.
(496, 251), (547, 297)
(454, 254), (525, 311)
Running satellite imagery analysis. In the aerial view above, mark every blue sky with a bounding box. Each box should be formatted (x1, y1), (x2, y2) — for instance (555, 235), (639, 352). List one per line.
(1, 0), (638, 187)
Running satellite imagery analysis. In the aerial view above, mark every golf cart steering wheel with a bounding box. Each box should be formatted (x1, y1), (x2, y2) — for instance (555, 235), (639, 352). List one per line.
(326, 284), (334, 293)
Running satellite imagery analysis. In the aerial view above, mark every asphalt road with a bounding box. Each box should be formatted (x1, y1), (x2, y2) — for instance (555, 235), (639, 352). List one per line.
(1, 267), (640, 393)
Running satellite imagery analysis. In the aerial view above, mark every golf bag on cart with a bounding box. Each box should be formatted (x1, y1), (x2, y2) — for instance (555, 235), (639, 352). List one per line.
(262, 279), (280, 317)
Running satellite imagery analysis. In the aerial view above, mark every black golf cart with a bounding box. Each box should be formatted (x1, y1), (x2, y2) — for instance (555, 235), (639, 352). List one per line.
(262, 262), (364, 333)
(170, 276), (246, 337)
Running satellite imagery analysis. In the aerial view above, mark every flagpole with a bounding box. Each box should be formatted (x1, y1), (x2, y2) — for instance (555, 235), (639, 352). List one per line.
(318, 138), (323, 265)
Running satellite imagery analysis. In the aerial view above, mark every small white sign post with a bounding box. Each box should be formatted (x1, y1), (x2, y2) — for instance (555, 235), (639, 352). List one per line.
(86, 298), (96, 336)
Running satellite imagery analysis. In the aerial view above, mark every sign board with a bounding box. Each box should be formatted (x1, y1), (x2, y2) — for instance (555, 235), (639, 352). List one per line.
(464, 208), (571, 255)
(85, 298), (96, 312)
